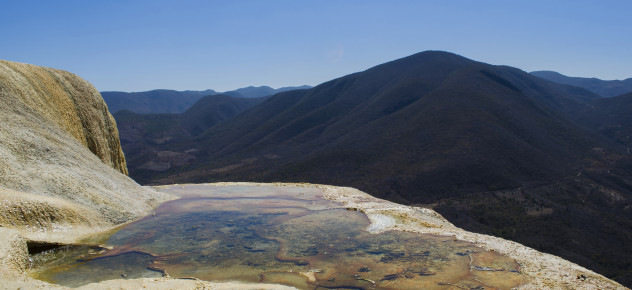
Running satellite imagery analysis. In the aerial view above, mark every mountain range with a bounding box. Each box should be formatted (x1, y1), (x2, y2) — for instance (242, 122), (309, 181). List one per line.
(113, 51), (632, 286)
(531, 70), (632, 98)
(223, 85), (312, 99)
(141, 51), (607, 198)
(102, 85), (311, 114)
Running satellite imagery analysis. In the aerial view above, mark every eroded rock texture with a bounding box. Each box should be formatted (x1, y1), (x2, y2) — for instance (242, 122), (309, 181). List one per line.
(0, 60), (171, 233)
(0, 60), (127, 174)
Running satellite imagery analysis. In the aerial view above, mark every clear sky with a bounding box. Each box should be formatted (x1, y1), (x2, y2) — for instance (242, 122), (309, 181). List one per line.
(1, 0), (630, 92)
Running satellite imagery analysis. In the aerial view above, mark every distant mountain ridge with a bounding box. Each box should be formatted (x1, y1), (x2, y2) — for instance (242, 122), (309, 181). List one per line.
(223, 85), (312, 99)
(102, 85), (311, 114)
(530, 70), (632, 98)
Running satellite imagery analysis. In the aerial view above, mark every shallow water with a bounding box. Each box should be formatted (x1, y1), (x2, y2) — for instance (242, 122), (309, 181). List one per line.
(31, 184), (524, 289)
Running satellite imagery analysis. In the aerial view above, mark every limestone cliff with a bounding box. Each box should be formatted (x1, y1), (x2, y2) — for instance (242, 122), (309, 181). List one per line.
(0, 60), (172, 236)
(0, 60), (127, 175)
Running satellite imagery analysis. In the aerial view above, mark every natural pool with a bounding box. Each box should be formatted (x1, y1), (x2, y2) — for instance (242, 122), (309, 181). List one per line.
(30, 184), (525, 289)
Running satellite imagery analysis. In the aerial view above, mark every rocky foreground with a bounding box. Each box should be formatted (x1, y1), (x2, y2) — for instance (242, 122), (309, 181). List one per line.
(1, 182), (627, 289)
(0, 60), (626, 289)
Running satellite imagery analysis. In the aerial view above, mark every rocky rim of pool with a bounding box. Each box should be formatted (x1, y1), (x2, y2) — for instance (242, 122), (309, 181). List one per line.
(20, 182), (625, 289)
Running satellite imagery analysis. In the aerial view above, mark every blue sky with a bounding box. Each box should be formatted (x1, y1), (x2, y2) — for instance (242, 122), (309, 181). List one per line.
(1, 0), (630, 92)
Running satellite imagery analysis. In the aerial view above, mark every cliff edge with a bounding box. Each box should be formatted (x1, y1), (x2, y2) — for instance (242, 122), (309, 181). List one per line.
(0, 60), (127, 174)
(0, 60), (172, 238)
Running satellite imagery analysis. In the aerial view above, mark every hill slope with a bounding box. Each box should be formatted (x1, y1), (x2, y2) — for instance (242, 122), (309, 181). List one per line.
(531, 70), (632, 98)
(573, 92), (632, 151)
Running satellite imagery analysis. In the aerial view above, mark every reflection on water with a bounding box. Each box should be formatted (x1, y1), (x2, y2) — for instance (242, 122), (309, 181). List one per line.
(30, 185), (524, 289)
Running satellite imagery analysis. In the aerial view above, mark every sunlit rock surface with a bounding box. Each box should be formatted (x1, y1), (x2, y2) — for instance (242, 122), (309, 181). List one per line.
(0, 60), (127, 174)
(0, 60), (172, 241)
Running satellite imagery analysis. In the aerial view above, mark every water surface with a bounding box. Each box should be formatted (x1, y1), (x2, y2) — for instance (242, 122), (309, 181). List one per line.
(31, 184), (524, 289)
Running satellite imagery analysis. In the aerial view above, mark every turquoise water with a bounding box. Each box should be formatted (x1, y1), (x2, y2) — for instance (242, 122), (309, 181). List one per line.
(31, 185), (524, 289)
